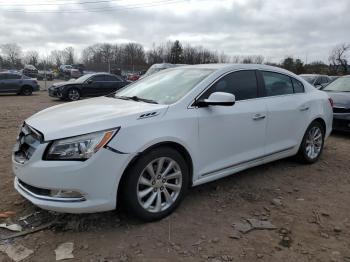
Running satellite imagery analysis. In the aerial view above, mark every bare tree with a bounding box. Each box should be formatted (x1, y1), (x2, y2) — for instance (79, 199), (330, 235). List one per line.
(24, 50), (39, 67)
(0, 43), (22, 67)
(329, 43), (350, 74)
(63, 46), (75, 65)
(50, 50), (64, 67)
(231, 55), (241, 63)
(218, 52), (230, 63)
(124, 43), (145, 71)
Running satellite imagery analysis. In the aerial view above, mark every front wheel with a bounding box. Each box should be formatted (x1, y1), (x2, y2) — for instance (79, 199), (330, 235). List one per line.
(66, 88), (81, 101)
(297, 121), (325, 164)
(122, 147), (189, 221)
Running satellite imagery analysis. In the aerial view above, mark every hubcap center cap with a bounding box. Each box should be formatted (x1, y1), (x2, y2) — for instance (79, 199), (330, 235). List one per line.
(154, 179), (163, 188)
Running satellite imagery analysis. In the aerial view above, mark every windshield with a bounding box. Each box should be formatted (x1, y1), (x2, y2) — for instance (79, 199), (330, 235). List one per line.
(300, 75), (316, 84)
(74, 74), (93, 83)
(115, 68), (213, 105)
(323, 77), (350, 92)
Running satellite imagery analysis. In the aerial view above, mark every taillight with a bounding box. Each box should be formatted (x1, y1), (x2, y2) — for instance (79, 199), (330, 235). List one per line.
(328, 97), (333, 108)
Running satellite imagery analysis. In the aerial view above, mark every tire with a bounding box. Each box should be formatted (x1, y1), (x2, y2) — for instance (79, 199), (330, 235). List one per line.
(21, 86), (33, 96)
(122, 147), (189, 221)
(66, 88), (81, 101)
(297, 121), (325, 164)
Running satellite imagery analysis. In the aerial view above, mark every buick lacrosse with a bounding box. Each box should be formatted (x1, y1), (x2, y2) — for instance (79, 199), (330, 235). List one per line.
(12, 64), (333, 221)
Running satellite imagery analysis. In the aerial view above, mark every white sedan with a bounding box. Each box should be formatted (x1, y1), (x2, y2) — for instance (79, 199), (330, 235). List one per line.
(12, 64), (333, 221)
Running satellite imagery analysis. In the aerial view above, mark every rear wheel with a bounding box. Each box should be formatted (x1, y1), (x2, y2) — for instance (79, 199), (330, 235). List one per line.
(67, 88), (81, 101)
(122, 147), (189, 221)
(21, 86), (33, 96)
(297, 121), (324, 163)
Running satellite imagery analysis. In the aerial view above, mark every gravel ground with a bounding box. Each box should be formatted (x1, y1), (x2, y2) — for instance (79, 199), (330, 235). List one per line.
(0, 90), (349, 262)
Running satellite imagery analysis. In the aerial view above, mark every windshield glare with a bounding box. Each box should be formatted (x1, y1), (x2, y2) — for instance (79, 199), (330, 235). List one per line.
(116, 68), (213, 105)
(323, 77), (350, 92)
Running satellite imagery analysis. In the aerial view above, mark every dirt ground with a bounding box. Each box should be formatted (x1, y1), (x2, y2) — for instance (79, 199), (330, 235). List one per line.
(0, 88), (349, 262)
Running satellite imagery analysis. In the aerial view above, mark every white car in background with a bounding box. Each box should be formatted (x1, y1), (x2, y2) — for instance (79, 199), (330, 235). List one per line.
(12, 64), (333, 221)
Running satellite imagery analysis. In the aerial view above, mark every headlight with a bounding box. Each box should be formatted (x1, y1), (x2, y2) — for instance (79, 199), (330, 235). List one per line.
(45, 128), (119, 161)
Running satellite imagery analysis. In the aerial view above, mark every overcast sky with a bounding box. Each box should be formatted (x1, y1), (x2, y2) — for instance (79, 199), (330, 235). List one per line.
(0, 0), (349, 63)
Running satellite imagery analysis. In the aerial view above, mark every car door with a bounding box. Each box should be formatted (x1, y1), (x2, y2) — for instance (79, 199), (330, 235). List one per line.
(104, 75), (124, 93)
(83, 75), (106, 96)
(6, 74), (22, 92)
(1, 74), (17, 92)
(196, 70), (267, 177)
(259, 70), (309, 155)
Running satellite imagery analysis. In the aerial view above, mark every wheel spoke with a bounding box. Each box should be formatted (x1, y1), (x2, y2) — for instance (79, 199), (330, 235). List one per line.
(165, 182), (181, 192)
(155, 190), (162, 212)
(156, 157), (165, 176)
(143, 191), (157, 209)
(139, 176), (152, 187)
(165, 171), (181, 180)
(146, 164), (156, 178)
(139, 187), (153, 198)
(163, 188), (173, 204)
(161, 160), (175, 177)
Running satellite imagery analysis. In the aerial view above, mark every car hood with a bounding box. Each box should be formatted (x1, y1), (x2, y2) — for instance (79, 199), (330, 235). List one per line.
(52, 80), (78, 88)
(26, 97), (168, 141)
(326, 91), (350, 108)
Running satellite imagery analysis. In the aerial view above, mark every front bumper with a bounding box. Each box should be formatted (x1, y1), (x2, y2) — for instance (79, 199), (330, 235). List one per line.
(48, 87), (63, 98)
(333, 113), (350, 132)
(12, 142), (134, 213)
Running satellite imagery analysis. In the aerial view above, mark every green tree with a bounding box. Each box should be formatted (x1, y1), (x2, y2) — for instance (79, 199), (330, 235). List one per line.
(170, 40), (183, 64)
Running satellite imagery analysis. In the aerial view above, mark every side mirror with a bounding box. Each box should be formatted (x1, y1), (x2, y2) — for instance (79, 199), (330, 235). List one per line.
(195, 92), (235, 107)
(314, 84), (322, 89)
(87, 79), (93, 84)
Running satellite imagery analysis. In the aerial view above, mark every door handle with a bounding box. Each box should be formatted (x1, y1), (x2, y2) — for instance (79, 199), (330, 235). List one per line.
(300, 106), (309, 111)
(253, 114), (266, 120)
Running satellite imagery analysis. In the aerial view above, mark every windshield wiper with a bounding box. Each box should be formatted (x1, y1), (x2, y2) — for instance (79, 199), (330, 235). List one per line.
(115, 95), (158, 104)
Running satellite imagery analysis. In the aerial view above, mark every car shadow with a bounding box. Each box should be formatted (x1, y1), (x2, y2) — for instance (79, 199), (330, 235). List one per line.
(331, 130), (350, 139)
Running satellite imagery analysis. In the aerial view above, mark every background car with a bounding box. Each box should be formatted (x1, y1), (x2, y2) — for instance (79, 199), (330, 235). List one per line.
(299, 74), (332, 89)
(70, 69), (82, 79)
(127, 73), (140, 81)
(141, 63), (185, 78)
(37, 70), (54, 81)
(0, 72), (40, 95)
(48, 72), (130, 101)
(322, 76), (350, 132)
(23, 64), (38, 78)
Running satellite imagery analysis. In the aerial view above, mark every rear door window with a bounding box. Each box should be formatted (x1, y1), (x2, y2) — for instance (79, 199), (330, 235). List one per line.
(7, 74), (21, 80)
(291, 78), (304, 93)
(105, 75), (120, 81)
(91, 75), (106, 82)
(261, 71), (294, 96)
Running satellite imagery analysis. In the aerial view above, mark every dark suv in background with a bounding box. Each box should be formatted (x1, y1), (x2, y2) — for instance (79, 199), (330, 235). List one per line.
(0, 72), (40, 95)
(23, 65), (38, 78)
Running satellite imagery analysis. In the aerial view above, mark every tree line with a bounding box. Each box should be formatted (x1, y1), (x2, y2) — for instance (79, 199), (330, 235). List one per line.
(0, 41), (349, 75)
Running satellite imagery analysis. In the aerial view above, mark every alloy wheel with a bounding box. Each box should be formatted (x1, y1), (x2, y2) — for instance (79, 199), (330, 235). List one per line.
(305, 126), (323, 159)
(68, 89), (80, 101)
(137, 157), (182, 213)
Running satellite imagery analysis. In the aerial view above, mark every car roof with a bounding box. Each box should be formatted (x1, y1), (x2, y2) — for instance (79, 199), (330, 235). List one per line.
(176, 63), (298, 76)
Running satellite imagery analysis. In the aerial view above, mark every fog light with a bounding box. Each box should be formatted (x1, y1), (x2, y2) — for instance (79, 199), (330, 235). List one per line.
(50, 190), (83, 199)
